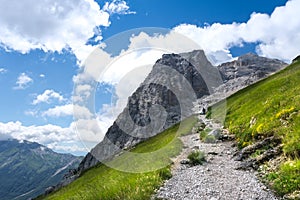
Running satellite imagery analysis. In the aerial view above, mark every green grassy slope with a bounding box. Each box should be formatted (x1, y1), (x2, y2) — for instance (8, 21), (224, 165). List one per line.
(212, 60), (300, 196)
(37, 116), (197, 200)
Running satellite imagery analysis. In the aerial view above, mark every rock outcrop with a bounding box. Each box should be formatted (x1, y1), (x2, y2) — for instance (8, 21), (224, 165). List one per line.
(218, 53), (285, 81)
(198, 53), (287, 107)
(79, 50), (218, 173)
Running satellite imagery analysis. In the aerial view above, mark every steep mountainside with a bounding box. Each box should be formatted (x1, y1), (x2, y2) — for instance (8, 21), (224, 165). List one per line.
(77, 50), (218, 174)
(61, 50), (286, 186)
(0, 139), (82, 200)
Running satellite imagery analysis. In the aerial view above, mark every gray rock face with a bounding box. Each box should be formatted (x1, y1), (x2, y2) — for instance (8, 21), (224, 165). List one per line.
(196, 53), (287, 108)
(219, 53), (286, 81)
(218, 53), (286, 84)
(62, 51), (287, 186)
(77, 50), (214, 173)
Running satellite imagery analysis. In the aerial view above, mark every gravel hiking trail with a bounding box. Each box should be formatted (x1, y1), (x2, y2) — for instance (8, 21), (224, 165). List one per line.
(153, 116), (279, 200)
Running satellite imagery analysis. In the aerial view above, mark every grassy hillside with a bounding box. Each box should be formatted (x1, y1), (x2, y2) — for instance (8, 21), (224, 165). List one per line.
(212, 60), (300, 196)
(37, 116), (197, 200)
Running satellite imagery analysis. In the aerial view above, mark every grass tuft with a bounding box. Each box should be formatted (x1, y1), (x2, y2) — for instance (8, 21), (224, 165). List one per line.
(187, 150), (206, 166)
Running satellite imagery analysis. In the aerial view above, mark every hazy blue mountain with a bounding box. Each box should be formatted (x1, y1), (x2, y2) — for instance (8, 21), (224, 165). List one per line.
(0, 139), (82, 200)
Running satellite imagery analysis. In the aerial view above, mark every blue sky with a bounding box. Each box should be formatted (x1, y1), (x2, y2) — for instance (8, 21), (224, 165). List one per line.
(103, 0), (287, 33)
(1, 0), (299, 155)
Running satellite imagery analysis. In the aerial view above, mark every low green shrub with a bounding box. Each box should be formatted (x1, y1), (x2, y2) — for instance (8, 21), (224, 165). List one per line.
(158, 168), (172, 180)
(187, 150), (206, 166)
(199, 128), (211, 140)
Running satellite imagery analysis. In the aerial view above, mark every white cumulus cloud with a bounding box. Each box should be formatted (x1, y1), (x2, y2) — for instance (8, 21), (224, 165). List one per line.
(71, 118), (104, 143)
(43, 104), (93, 119)
(42, 104), (73, 117)
(0, 0), (133, 63)
(173, 0), (300, 63)
(103, 0), (135, 14)
(32, 89), (65, 105)
(0, 68), (7, 74)
(14, 72), (33, 90)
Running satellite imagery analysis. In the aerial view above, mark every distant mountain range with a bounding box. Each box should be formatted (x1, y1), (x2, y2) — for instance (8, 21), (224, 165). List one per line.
(0, 139), (82, 200)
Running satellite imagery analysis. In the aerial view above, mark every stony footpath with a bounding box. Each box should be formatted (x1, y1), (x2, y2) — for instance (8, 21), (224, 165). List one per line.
(153, 116), (280, 200)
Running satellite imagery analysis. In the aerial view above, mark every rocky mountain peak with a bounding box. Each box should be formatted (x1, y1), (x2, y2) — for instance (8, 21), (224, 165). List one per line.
(77, 50), (214, 174)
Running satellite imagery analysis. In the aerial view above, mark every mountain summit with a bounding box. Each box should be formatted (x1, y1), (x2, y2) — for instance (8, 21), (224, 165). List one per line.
(78, 50), (219, 172)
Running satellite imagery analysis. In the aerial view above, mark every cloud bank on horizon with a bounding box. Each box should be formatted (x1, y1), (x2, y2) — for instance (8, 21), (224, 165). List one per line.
(0, 0), (299, 155)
